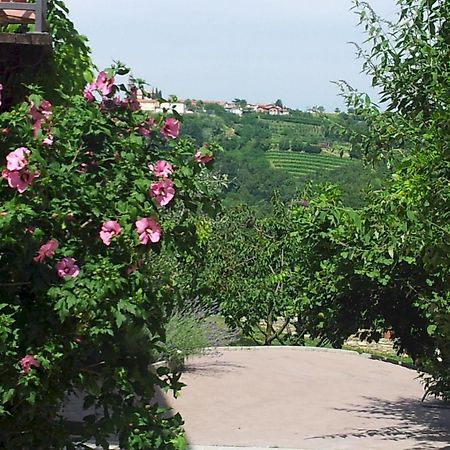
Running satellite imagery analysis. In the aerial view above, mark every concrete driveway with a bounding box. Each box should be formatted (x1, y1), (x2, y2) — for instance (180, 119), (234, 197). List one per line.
(160, 347), (450, 450)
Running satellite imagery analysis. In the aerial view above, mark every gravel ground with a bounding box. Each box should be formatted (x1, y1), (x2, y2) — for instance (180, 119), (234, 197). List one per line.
(159, 346), (450, 450)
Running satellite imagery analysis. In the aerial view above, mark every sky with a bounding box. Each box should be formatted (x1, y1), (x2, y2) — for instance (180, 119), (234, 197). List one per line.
(64, 0), (398, 111)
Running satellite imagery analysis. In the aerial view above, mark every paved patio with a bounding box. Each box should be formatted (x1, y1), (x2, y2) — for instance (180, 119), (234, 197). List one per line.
(159, 347), (450, 450)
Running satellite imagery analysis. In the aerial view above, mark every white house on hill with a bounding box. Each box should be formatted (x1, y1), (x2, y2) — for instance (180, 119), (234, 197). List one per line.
(138, 97), (186, 115)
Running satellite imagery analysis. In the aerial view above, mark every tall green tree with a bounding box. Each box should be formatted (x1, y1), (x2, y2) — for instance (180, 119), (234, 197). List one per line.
(332, 0), (450, 399)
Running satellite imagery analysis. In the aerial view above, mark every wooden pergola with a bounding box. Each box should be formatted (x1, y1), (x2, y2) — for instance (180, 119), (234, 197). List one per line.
(0, 0), (51, 45)
(0, 0), (52, 111)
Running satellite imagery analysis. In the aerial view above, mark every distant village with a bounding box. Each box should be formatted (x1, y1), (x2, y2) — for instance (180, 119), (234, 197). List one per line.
(137, 92), (291, 117)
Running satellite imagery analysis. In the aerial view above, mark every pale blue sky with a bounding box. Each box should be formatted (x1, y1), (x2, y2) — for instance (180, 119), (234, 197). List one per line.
(65, 0), (398, 110)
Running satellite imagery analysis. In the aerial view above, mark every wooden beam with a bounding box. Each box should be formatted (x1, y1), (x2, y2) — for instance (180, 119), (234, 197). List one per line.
(0, 31), (51, 46)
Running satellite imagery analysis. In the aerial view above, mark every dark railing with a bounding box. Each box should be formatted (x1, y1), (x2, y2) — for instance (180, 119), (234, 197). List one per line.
(0, 0), (47, 33)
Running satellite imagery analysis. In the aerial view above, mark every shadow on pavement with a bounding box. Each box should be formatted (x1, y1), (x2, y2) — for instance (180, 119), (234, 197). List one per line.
(183, 360), (245, 377)
(307, 396), (450, 448)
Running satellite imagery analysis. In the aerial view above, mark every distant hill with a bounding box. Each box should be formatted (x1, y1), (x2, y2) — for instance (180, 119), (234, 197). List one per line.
(180, 108), (386, 209)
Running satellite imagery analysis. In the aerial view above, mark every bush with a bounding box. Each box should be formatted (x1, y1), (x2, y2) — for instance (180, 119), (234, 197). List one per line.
(303, 144), (321, 154)
(158, 301), (238, 368)
(0, 66), (219, 448)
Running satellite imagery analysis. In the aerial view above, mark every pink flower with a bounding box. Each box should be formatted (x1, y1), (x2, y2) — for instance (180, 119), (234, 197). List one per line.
(83, 85), (95, 102)
(135, 217), (161, 244)
(6, 147), (30, 171)
(56, 257), (80, 279)
(194, 150), (214, 164)
(149, 179), (175, 206)
(126, 258), (142, 275)
(123, 86), (141, 111)
(139, 126), (150, 137)
(99, 220), (122, 246)
(149, 160), (173, 178)
(40, 100), (52, 118)
(2, 128), (9, 136)
(19, 354), (39, 374)
(95, 71), (115, 97)
(83, 71), (115, 101)
(34, 239), (59, 262)
(138, 118), (155, 137)
(29, 103), (43, 123)
(29, 100), (52, 137)
(2, 169), (40, 193)
(42, 134), (53, 146)
(160, 118), (180, 139)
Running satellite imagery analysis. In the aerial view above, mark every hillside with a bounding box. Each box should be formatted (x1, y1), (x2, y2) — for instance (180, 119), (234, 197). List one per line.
(181, 109), (386, 209)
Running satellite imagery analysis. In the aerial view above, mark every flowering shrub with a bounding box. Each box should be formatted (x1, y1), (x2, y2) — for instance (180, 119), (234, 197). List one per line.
(0, 66), (219, 448)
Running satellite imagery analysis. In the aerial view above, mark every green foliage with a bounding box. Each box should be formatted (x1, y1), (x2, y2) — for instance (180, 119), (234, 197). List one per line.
(203, 198), (295, 345)
(202, 187), (344, 346)
(47, 0), (93, 95)
(0, 66), (218, 448)
(337, 0), (450, 399)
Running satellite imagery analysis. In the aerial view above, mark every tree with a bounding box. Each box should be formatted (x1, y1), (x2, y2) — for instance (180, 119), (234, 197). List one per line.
(233, 98), (247, 109)
(329, 0), (450, 400)
(275, 99), (283, 108)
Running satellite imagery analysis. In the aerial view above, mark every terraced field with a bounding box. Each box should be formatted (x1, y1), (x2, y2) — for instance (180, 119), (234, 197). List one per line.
(262, 119), (325, 146)
(267, 121), (323, 137)
(266, 150), (353, 178)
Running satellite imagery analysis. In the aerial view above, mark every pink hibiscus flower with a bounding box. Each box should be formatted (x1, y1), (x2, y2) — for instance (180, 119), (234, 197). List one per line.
(83, 85), (95, 102)
(2, 169), (40, 193)
(99, 220), (122, 246)
(29, 100), (52, 137)
(19, 354), (40, 374)
(6, 147), (30, 171)
(149, 160), (173, 178)
(149, 179), (175, 206)
(83, 71), (115, 101)
(56, 257), (80, 279)
(95, 71), (115, 97)
(139, 126), (150, 137)
(194, 150), (214, 164)
(42, 135), (53, 146)
(160, 118), (180, 139)
(122, 86), (141, 111)
(34, 239), (59, 262)
(40, 100), (52, 118)
(138, 118), (155, 137)
(135, 217), (161, 245)
(125, 258), (142, 275)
